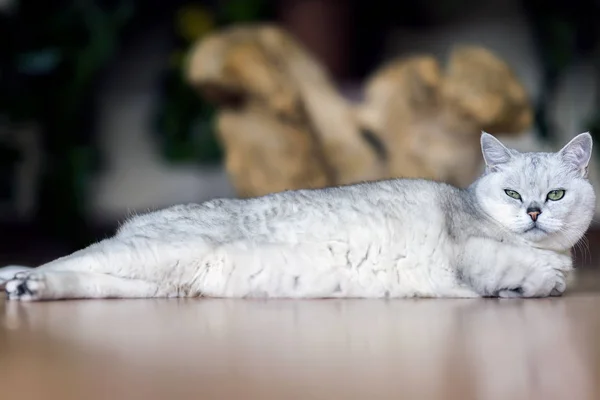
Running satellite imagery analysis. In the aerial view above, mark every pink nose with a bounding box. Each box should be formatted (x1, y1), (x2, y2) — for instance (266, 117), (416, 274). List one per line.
(527, 211), (540, 221)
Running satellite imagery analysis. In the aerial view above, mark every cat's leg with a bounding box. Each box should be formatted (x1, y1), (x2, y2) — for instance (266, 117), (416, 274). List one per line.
(3, 236), (197, 301)
(459, 237), (572, 298)
(4, 271), (165, 301)
(3, 204), (231, 301)
(3, 235), (207, 300)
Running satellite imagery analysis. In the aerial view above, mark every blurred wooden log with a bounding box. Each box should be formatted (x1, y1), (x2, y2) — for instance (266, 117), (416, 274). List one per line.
(187, 25), (533, 195)
(356, 46), (533, 188)
(216, 107), (333, 197)
(186, 24), (384, 197)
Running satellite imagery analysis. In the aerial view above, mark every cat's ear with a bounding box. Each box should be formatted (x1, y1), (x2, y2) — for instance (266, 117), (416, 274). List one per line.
(559, 132), (593, 177)
(481, 131), (512, 171)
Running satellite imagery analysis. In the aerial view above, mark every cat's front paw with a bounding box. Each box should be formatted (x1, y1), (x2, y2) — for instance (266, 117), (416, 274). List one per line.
(502, 262), (569, 299)
(533, 251), (571, 297)
(495, 250), (571, 299)
(5, 273), (47, 301)
(497, 287), (524, 298)
(527, 271), (566, 297)
(497, 277), (566, 298)
(549, 276), (567, 297)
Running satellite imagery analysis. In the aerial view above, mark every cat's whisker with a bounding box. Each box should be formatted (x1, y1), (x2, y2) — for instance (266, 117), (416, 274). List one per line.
(556, 226), (591, 265)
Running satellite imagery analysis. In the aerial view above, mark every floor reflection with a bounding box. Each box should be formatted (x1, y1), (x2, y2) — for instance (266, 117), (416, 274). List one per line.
(2, 294), (599, 400)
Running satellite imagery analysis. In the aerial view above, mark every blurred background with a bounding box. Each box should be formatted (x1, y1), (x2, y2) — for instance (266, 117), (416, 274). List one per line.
(1, 0), (600, 267)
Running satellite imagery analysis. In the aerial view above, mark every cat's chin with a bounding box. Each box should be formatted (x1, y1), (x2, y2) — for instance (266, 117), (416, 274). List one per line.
(521, 225), (554, 243)
(523, 225), (548, 236)
(524, 231), (576, 252)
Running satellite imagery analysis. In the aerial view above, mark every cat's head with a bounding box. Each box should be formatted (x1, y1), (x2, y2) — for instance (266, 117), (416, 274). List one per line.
(474, 132), (596, 251)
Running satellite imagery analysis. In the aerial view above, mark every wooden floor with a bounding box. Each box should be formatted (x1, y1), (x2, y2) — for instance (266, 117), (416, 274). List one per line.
(2, 271), (600, 400)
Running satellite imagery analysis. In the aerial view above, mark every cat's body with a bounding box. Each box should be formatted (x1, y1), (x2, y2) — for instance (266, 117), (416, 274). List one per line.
(1, 132), (595, 301)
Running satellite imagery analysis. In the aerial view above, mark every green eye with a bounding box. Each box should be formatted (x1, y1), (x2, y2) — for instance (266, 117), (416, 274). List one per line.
(547, 189), (565, 201)
(504, 189), (522, 200)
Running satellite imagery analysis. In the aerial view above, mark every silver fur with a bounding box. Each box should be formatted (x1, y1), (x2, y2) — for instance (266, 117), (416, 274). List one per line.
(0, 132), (595, 300)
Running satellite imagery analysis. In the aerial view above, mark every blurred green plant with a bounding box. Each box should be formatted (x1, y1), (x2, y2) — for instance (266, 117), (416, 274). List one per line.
(0, 0), (271, 246)
(0, 0), (133, 244)
(154, 0), (269, 164)
(522, 0), (600, 146)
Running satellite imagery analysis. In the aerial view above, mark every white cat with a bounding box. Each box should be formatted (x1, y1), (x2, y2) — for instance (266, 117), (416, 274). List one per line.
(0, 132), (595, 301)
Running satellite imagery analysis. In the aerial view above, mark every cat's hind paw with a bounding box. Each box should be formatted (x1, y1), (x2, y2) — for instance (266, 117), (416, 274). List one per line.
(0, 265), (33, 289)
(5, 273), (47, 301)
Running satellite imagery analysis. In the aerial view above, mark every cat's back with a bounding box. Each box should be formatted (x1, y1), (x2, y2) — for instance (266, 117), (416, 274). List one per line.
(231, 178), (460, 227)
(123, 178), (460, 243)
(282, 177), (455, 205)
(259, 178), (459, 239)
(330, 178), (460, 216)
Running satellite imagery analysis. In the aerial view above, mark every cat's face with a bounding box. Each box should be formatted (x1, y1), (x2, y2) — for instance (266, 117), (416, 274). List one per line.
(475, 132), (595, 251)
